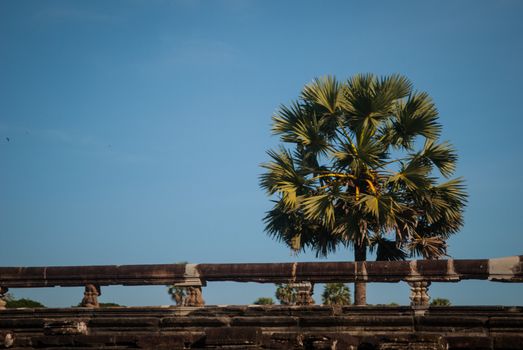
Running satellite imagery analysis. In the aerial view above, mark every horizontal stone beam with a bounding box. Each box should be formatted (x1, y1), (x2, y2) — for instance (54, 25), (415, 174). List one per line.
(0, 264), (187, 288)
(0, 256), (521, 288)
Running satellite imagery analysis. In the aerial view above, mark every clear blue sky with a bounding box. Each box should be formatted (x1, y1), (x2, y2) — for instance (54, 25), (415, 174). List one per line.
(1, 0), (522, 307)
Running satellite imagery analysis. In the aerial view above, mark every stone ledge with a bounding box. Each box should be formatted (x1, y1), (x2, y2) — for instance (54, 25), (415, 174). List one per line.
(1, 306), (522, 349)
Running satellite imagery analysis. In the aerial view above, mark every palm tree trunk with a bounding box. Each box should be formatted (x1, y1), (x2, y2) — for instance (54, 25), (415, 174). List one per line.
(354, 243), (366, 305)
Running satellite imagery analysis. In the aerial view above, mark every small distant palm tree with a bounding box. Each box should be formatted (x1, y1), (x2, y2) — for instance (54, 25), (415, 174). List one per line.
(275, 284), (297, 305)
(253, 297), (275, 305)
(322, 283), (351, 305)
(431, 297), (451, 306)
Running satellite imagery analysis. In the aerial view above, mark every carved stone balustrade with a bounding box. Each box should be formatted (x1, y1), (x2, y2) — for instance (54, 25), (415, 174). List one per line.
(289, 282), (314, 305)
(408, 280), (431, 307)
(80, 284), (100, 308)
(182, 286), (205, 307)
(0, 256), (521, 309)
(170, 263), (205, 307)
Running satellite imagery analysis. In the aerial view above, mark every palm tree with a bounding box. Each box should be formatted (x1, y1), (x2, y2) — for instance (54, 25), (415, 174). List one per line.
(322, 283), (351, 305)
(260, 74), (467, 305)
(275, 283), (297, 305)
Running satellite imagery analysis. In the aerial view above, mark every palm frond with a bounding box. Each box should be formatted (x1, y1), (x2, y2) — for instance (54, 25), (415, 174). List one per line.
(392, 205), (418, 240)
(343, 74), (379, 132)
(263, 199), (305, 251)
(292, 114), (330, 154)
(413, 177), (467, 237)
(420, 140), (457, 178)
(369, 235), (408, 261)
(407, 234), (448, 259)
(391, 92), (441, 148)
(343, 73), (377, 116)
(301, 75), (344, 114)
(429, 178), (466, 222)
(260, 147), (306, 209)
(375, 74), (412, 100)
(301, 193), (336, 228)
(343, 74), (412, 135)
(309, 225), (348, 257)
(387, 158), (433, 191)
(358, 193), (399, 229)
(356, 127), (388, 162)
(272, 101), (305, 142)
(430, 178), (467, 231)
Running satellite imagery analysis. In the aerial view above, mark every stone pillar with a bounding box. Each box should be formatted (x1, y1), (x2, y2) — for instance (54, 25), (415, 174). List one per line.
(0, 287), (8, 310)
(290, 282), (314, 306)
(80, 284), (100, 308)
(170, 286), (205, 307)
(408, 281), (431, 307)
(171, 263), (205, 307)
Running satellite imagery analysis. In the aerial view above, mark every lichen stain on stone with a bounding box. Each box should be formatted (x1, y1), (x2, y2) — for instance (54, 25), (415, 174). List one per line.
(488, 256), (519, 281)
(3, 332), (14, 348)
(291, 262), (297, 282)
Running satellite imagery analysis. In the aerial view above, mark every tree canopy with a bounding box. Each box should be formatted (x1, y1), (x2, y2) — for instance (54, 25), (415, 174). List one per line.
(260, 74), (467, 304)
(431, 297), (451, 306)
(322, 283), (351, 305)
(275, 283), (297, 305)
(5, 294), (45, 308)
(253, 297), (275, 305)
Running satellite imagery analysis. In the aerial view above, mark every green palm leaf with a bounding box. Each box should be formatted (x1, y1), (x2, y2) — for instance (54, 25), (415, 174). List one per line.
(301, 194), (336, 228)
(301, 76), (344, 114)
(358, 193), (399, 229)
(391, 92), (441, 148)
(375, 74), (413, 100)
(388, 158), (433, 191)
(292, 114), (330, 154)
(272, 101), (307, 143)
(260, 148), (306, 209)
(420, 140), (458, 177)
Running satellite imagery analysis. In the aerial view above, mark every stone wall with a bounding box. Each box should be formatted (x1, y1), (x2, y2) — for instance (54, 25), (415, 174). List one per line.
(1, 305), (522, 349)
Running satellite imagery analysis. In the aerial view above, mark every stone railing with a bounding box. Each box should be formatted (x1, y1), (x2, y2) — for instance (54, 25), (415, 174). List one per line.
(0, 255), (521, 309)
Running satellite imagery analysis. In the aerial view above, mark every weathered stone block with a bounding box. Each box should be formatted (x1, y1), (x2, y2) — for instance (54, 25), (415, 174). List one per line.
(492, 335), (523, 349)
(488, 316), (523, 329)
(446, 336), (492, 350)
(203, 326), (258, 346)
(43, 320), (88, 335)
(231, 316), (298, 327)
(162, 316), (230, 327)
(416, 315), (488, 329)
(260, 332), (302, 349)
(0, 318), (44, 328)
(87, 317), (159, 329)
